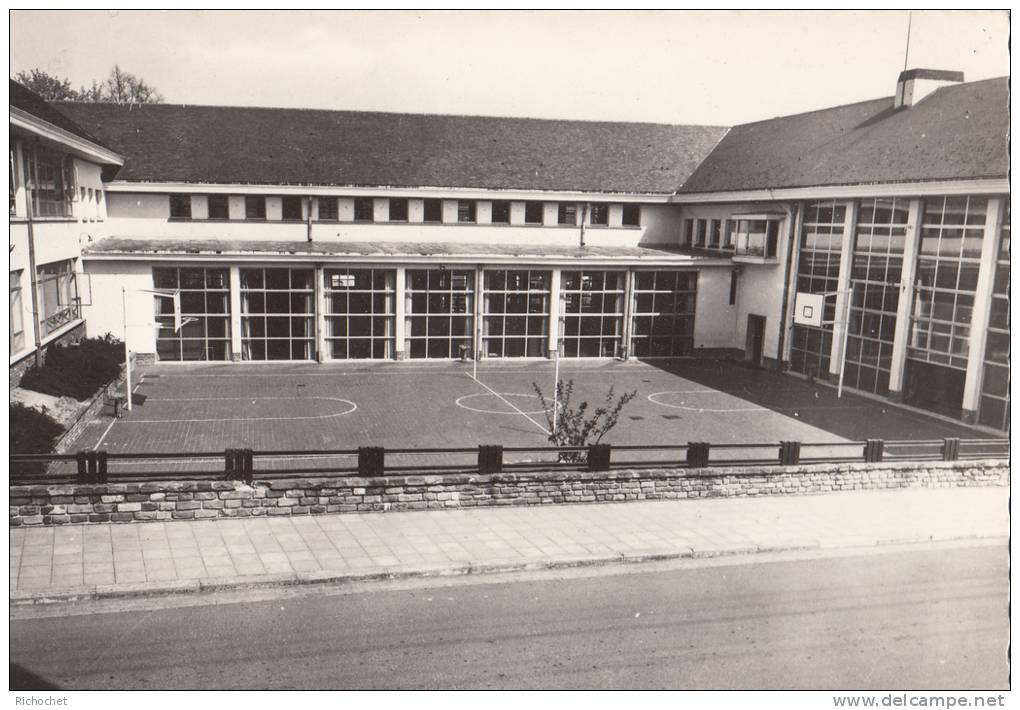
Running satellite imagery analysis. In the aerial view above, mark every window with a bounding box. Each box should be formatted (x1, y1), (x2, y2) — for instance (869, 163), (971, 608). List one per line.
(281, 195), (303, 221)
(389, 198), (409, 222)
(525, 201), (544, 224)
(558, 203), (578, 226)
(153, 267), (231, 361)
(169, 194), (191, 219)
(732, 217), (782, 258)
(789, 202), (845, 378)
(908, 195), (987, 372)
(729, 269), (738, 306)
(622, 204), (641, 227)
(352, 197), (375, 222)
(36, 260), (79, 335)
(9, 146), (17, 216)
(10, 270), (24, 352)
(483, 270), (550, 358)
(207, 194), (229, 219)
(240, 268), (315, 360)
(405, 269), (475, 359)
(318, 197), (338, 221)
(695, 219), (707, 247)
(590, 203), (609, 226)
(325, 268), (396, 359)
(457, 200), (476, 223)
(630, 271), (698, 357)
(423, 199), (443, 223)
(723, 220), (736, 249)
(245, 196), (266, 220)
(682, 218), (694, 246)
(28, 148), (73, 218)
(491, 200), (511, 224)
(709, 220), (722, 249)
(560, 271), (625, 357)
(843, 197), (909, 396)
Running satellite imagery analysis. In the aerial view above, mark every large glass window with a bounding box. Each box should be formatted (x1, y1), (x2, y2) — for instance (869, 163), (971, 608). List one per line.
(27, 148), (73, 218)
(36, 260), (79, 336)
(790, 202), (846, 377)
(843, 198), (909, 395)
(630, 271), (697, 357)
(405, 269), (474, 359)
(908, 196), (986, 371)
(979, 203), (1009, 431)
(153, 267), (231, 361)
(10, 270), (25, 352)
(483, 270), (550, 358)
(240, 268), (314, 360)
(560, 271), (624, 358)
(325, 268), (395, 359)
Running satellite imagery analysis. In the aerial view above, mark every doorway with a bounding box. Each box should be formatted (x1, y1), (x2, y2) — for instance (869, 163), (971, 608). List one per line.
(745, 314), (766, 368)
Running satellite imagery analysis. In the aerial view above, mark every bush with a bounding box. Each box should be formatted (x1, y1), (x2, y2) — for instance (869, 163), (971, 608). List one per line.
(20, 334), (124, 401)
(10, 403), (65, 475)
(532, 379), (636, 462)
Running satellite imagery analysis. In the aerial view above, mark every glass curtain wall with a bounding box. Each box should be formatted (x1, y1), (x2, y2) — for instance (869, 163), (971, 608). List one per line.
(979, 204), (1009, 430)
(482, 270), (550, 358)
(842, 198), (909, 395)
(405, 269), (475, 358)
(560, 271), (625, 357)
(630, 271), (697, 357)
(153, 267), (231, 361)
(240, 267), (314, 360)
(324, 268), (395, 359)
(789, 202), (846, 378)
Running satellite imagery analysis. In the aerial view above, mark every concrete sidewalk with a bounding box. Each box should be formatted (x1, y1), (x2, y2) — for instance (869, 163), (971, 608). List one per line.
(10, 486), (1008, 603)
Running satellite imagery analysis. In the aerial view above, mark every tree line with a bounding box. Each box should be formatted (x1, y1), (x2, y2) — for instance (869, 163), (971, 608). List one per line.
(14, 66), (163, 104)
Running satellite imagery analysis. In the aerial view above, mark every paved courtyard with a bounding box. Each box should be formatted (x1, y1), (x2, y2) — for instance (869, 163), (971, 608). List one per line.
(68, 359), (989, 467)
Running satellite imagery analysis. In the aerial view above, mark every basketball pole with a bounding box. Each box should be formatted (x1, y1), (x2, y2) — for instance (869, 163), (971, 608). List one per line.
(552, 337), (561, 433)
(123, 286), (132, 411)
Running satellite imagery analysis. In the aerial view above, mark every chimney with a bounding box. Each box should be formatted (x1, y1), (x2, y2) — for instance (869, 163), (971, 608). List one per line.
(894, 69), (964, 108)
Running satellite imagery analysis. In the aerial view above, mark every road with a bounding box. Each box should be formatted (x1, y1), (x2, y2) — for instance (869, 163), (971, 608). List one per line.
(10, 544), (1008, 690)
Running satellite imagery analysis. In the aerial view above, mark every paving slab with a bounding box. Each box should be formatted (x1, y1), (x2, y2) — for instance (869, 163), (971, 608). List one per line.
(8, 486), (1008, 604)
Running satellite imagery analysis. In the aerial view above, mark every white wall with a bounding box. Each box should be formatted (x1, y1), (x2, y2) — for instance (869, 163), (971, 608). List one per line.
(691, 266), (738, 350)
(80, 261), (158, 355)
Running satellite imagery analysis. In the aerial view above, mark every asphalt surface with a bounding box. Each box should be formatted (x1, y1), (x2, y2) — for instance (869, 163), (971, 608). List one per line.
(10, 543), (1008, 690)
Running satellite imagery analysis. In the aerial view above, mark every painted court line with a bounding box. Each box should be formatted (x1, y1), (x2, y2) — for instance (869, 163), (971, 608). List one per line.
(114, 396), (358, 424)
(468, 374), (550, 436)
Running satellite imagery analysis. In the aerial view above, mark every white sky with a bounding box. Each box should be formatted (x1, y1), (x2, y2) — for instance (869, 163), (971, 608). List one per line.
(9, 9), (1011, 126)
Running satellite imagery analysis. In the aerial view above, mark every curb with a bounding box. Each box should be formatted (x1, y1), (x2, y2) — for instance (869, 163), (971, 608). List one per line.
(9, 535), (1004, 606)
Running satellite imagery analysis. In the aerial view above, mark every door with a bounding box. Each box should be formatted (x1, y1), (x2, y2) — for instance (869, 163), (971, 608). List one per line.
(746, 314), (766, 368)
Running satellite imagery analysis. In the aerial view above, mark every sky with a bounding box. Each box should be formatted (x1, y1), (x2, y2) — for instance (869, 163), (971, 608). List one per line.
(9, 10), (1011, 126)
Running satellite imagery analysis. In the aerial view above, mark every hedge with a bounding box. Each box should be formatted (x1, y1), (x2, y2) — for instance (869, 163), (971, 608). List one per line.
(19, 334), (124, 401)
(10, 403), (65, 474)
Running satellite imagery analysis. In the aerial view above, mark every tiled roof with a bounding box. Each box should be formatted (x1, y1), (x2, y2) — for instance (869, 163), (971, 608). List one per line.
(81, 237), (720, 263)
(680, 77), (1009, 194)
(9, 80), (113, 152)
(58, 102), (728, 195)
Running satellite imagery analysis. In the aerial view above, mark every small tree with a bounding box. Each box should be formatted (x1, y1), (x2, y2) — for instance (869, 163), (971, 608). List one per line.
(532, 379), (636, 462)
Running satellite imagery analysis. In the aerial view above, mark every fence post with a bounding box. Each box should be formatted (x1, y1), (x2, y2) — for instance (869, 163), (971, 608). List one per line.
(96, 450), (108, 484)
(76, 451), (88, 484)
(224, 449), (236, 479)
(86, 450), (98, 484)
(478, 445), (503, 475)
(242, 449), (254, 482)
(686, 442), (709, 469)
(587, 444), (611, 472)
(358, 447), (385, 477)
(863, 439), (884, 463)
(941, 438), (960, 462)
(779, 441), (801, 466)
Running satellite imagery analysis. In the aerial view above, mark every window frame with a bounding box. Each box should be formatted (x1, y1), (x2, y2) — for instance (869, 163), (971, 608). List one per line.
(207, 194), (229, 220)
(457, 200), (476, 224)
(245, 195), (266, 220)
(281, 195), (303, 221)
(389, 197), (409, 223)
(353, 197), (375, 223)
(491, 200), (511, 224)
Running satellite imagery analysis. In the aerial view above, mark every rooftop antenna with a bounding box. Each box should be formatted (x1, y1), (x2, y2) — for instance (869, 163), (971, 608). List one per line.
(903, 11), (913, 71)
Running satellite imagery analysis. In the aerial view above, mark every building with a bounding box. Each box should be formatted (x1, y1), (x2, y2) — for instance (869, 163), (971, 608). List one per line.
(8, 80), (124, 383)
(8, 68), (1009, 432)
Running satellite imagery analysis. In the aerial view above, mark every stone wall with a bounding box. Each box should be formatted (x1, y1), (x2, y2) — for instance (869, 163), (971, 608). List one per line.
(8, 459), (1008, 526)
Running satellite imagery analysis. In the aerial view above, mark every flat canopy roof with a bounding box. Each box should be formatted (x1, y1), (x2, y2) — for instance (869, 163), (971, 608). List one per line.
(83, 237), (729, 266)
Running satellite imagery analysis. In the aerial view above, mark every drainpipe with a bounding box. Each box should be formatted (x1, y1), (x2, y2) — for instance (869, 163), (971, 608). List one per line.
(579, 203), (588, 247)
(24, 142), (44, 367)
(775, 201), (800, 373)
(306, 196), (313, 242)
